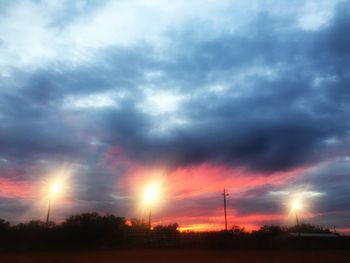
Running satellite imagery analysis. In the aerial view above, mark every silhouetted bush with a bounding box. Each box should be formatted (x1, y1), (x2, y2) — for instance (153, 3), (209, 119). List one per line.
(231, 225), (245, 234)
(7, 220), (50, 249)
(152, 224), (180, 247)
(129, 218), (149, 231)
(61, 213), (126, 248)
(153, 223), (179, 234)
(287, 223), (331, 234)
(0, 219), (10, 246)
(252, 225), (285, 240)
(0, 218), (10, 231)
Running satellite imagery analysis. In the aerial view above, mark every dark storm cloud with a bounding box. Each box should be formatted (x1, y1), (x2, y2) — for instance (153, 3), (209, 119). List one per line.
(94, 3), (350, 172)
(2, 2), (350, 172)
(0, 44), (156, 165)
(0, 89), (86, 162)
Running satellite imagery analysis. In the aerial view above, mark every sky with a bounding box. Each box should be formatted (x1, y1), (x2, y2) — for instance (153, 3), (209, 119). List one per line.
(0, 0), (350, 233)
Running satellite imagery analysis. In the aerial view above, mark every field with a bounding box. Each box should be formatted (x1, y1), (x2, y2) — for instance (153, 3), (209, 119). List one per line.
(1, 249), (349, 263)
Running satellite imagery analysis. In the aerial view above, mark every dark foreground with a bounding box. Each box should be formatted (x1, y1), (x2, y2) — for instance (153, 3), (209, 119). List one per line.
(1, 249), (349, 263)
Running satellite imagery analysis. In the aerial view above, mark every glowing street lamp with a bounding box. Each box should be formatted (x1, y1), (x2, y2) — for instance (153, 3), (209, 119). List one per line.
(46, 181), (62, 226)
(291, 199), (302, 226)
(143, 183), (160, 230)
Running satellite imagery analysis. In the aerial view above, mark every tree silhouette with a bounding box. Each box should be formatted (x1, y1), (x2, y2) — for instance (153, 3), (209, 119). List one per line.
(129, 218), (149, 231)
(231, 225), (245, 234)
(0, 218), (10, 244)
(0, 215), (348, 250)
(288, 223), (331, 233)
(255, 225), (284, 236)
(61, 213), (126, 247)
(0, 218), (10, 232)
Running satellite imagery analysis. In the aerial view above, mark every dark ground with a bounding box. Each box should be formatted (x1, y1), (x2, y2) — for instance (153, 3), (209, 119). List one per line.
(0, 249), (349, 263)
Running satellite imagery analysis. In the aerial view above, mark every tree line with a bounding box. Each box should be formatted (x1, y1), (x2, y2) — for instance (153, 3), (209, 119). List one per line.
(0, 213), (348, 250)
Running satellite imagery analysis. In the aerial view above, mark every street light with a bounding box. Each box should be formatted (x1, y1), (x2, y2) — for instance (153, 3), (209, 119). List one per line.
(291, 199), (302, 226)
(46, 181), (62, 226)
(143, 183), (160, 230)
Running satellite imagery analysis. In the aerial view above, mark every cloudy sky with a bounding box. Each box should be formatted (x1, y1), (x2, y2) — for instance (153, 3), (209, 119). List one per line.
(0, 0), (350, 232)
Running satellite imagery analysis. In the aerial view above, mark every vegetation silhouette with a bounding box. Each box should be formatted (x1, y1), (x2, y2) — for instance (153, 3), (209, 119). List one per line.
(0, 213), (348, 250)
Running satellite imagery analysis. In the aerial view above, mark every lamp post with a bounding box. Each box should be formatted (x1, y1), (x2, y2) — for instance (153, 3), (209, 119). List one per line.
(291, 199), (301, 226)
(46, 195), (52, 226)
(46, 182), (61, 226)
(295, 209), (300, 226)
(143, 183), (160, 230)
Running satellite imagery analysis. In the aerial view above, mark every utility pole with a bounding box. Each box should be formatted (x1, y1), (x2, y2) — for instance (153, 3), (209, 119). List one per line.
(222, 189), (229, 231)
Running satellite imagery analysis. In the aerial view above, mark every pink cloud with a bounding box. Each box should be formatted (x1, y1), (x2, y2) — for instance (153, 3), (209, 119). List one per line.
(0, 177), (38, 199)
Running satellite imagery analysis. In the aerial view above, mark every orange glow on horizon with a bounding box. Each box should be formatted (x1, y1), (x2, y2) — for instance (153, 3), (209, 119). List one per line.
(178, 223), (260, 232)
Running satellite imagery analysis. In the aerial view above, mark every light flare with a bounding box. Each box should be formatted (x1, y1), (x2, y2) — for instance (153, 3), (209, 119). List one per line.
(50, 181), (62, 196)
(291, 199), (302, 212)
(143, 182), (161, 204)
